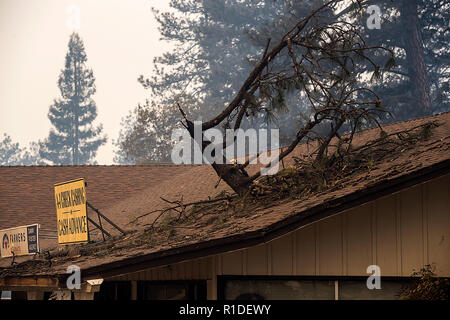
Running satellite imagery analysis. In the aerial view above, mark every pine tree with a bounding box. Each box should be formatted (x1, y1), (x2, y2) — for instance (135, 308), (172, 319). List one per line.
(0, 134), (42, 165)
(402, 0), (431, 112)
(351, 0), (449, 121)
(0, 134), (24, 165)
(40, 32), (106, 165)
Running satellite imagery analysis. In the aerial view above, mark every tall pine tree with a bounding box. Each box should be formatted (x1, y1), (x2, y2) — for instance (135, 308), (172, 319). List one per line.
(40, 33), (106, 165)
(348, 0), (449, 121)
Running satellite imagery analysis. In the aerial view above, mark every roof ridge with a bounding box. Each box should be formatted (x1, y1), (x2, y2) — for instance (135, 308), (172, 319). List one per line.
(1, 112), (448, 169)
(273, 111), (449, 151)
(383, 110), (449, 126)
(335, 111), (448, 137)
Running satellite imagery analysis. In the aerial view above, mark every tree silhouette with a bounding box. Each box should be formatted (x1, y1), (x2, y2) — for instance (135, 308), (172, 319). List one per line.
(40, 32), (106, 165)
(0, 134), (42, 165)
(346, 0), (449, 120)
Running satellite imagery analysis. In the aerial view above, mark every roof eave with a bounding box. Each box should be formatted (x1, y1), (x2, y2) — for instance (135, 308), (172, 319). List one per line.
(77, 158), (450, 280)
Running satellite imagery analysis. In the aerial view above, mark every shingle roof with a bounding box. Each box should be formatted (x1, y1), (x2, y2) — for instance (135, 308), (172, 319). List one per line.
(0, 112), (449, 279)
(0, 165), (193, 232)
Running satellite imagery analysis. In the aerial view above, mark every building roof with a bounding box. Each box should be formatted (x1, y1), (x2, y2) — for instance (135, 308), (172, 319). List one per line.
(0, 164), (193, 232)
(0, 112), (449, 283)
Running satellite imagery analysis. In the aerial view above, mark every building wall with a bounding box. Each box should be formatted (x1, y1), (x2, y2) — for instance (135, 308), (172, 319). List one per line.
(111, 173), (450, 298)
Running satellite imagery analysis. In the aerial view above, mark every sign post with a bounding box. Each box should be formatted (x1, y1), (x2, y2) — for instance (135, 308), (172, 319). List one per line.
(54, 178), (89, 245)
(0, 224), (39, 258)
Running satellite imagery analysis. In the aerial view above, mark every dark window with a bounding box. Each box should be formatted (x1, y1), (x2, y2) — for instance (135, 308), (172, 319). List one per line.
(222, 279), (335, 300)
(10, 291), (27, 300)
(219, 276), (412, 300)
(43, 292), (52, 300)
(338, 280), (405, 300)
(94, 281), (131, 301)
(137, 281), (206, 300)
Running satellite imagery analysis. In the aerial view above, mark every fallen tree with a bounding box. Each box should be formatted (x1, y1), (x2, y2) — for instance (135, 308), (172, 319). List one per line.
(177, 0), (395, 196)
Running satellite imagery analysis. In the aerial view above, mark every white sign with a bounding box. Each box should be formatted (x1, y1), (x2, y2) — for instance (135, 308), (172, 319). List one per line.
(0, 224), (39, 258)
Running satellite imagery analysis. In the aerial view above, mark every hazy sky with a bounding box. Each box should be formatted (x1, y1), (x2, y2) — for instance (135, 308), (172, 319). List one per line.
(0, 0), (173, 164)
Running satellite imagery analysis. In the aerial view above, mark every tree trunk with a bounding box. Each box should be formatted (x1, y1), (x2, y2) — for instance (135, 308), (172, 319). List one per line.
(73, 60), (80, 165)
(402, 0), (431, 112)
(211, 163), (252, 196)
(182, 118), (252, 196)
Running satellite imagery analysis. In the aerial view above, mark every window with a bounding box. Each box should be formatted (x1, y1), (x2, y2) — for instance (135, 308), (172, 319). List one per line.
(1, 291), (11, 300)
(219, 276), (412, 300)
(338, 280), (405, 300)
(222, 278), (335, 300)
(94, 281), (131, 301)
(10, 291), (27, 300)
(137, 281), (206, 300)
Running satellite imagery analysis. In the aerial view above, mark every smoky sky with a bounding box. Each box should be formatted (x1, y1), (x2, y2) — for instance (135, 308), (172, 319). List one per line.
(0, 0), (173, 164)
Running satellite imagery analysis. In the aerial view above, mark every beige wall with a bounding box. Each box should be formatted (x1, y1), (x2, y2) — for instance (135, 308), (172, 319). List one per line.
(111, 174), (450, 297)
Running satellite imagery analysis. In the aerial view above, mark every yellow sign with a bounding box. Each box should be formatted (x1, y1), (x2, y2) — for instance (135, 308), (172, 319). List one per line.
(55, 178), (89, 245)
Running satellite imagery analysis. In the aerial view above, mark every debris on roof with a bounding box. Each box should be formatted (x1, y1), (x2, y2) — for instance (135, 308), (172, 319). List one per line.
(1, 112), (449, 279)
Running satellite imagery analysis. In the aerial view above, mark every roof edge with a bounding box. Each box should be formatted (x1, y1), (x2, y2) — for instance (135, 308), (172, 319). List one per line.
(79, 158), (450, 280)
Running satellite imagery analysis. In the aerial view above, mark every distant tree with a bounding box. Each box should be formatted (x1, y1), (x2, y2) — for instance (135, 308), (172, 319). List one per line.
(20, 142), (43, 165)
(114, 97), (203, 164)
(401, 0), (432, 112)
(113, 104), (146, 165)
(142, 0), (285, 108)
(0, 134), (42, 165)
(117, 0), (335, 162)
(40, 32), (106, 165)
(418, 0), (450, 113)
(0, 134), (22, 165)
(140, 0), (334, 121)
(342, 0), (449, 121)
